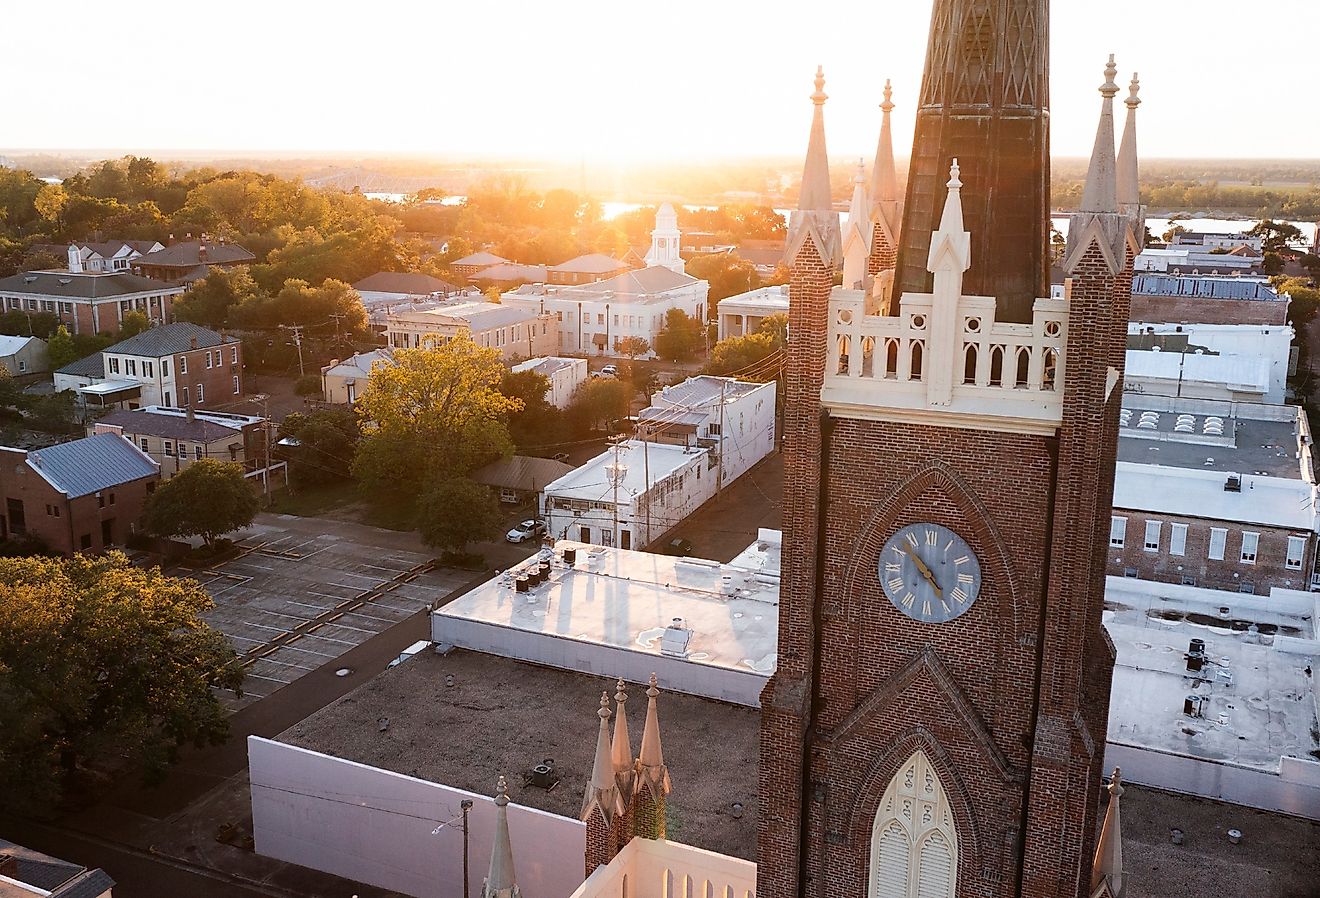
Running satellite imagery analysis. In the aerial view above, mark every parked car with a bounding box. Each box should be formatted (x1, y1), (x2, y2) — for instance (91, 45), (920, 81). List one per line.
(661, 537), (694, 556)
(599, 364), (618, 378)
(506, 520), (547, 543)
(551, 452), (570, 463)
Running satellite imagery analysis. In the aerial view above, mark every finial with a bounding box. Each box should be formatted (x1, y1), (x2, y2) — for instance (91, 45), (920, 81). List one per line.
(947, 159), (962, 190)
(1108, 767), (1125, 799)
(1101, 54), (1120, 98)
(811, 66), (827, 105)
(881, 78), (894, 112)
(1126, 73), (1141, 109)
(598, 691), (611, 721)
(647, 672), (659, 698)
(495, 774), (510, 807)
(854, 159), (866, 183)
(614, 677), (627, 704)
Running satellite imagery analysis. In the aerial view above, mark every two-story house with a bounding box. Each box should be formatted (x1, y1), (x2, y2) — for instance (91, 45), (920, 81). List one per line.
(639, 375), (777, 486)
(132, 238), (256, 283)
(384, 298), (557, 361)
(54, 322), (243, 410)
(90, 405), (267, 480)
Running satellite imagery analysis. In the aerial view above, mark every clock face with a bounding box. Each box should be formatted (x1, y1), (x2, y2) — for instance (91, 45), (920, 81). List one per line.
(878, 523), (982, 624)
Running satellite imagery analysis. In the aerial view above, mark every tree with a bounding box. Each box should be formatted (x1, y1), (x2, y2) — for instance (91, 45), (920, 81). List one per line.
(33, 183), (68, 227)
(1162, 224), (1188, 244)
(706, 331), (781, 379)
(653, 308), (705, 362)
(173, 266), (265, 329)
(617, 335), (650, 361)
(119, 310), (150, 337)
(352, 335), (521, 511)
(499, 369), (562, 449)
(278, 408), (360, 487)
(1248, 220), (1304, 255)
(144, 460), (259, 547)
(565, 377), (630, 435)
(686, 252), (760, 303)
(0, 552), (243, 812)
(231, 277), (367, 335)
(415, 477), (504, 555)
(46, 325), (77, 370)
(0, 309), (58, 338)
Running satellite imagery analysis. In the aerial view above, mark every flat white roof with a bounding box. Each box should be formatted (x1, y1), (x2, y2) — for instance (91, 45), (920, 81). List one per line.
(717, 285), (790, 313)
(433, 540), (780, 679)
(543, 440), (706, 502)
(1113, 461), (1317, 531)
(1125, 350), (1271, 393)
(1104, 575), (1318, 772)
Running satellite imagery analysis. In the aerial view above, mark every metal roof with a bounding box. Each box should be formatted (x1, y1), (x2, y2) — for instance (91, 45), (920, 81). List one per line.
(102, 322), (234, 358)
(136, 240), (255, 267)
(26, 432), (158, 497)
(352, 272), (460, 294)
(548, 254), (629, 273)
(0, 270), (184, 299)
(55, 353), (105, 378)
(0, 334), (40, 356)
(1132, 274), (1282, 301)
(472, 455), (575, 492)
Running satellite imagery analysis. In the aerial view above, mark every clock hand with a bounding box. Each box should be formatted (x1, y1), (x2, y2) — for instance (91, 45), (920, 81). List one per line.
(899, 548), (943, 598)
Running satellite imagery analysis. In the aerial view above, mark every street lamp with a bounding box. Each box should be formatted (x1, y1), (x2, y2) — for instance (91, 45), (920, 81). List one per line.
(433, 799), (475, 898)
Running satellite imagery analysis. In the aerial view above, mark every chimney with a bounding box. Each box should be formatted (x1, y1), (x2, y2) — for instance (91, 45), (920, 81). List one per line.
(186, 403), (195, 422)
(67, 244), (83, 274)
(198, 243), (209, 263)
(190, 335), (198, 350)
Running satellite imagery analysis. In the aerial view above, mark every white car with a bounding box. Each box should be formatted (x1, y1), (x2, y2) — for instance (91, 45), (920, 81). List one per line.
(506, 520), (546, 543)
(599, 364), (618, 378)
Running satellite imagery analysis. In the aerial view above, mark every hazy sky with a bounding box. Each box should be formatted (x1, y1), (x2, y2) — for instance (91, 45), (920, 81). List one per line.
(6, 0), (1315, 161)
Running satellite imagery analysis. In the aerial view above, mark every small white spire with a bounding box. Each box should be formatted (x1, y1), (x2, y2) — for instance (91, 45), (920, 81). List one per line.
(636, 673), (672, 797)
(798, 65), (833, 212)
(582, 692), (624, 824)
(482, 776), (520, 898)
(1080, 55), (1121, 215)
(843, 159), (873, 287)
(1117, 72), (1142, 210)
(940, 159), (963, 232)
(611, 678), (635, 796)
(871, 79), (899, 205)
(1092, 768), (1126, 897)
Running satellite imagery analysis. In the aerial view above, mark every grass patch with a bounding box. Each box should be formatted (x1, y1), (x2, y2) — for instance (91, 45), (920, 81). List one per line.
(266, 481), (360, 517)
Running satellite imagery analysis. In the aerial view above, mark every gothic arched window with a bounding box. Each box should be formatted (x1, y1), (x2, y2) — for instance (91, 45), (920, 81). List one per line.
(867, 751), (958, 898)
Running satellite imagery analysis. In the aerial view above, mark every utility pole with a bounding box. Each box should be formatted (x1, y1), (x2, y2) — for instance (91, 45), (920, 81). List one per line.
(715, 378), (726, 498)
(328, 312), (346, 348)
(282, 325), (306, 376)
(610, 438), (622, 548)
(255, 393), (273, 504)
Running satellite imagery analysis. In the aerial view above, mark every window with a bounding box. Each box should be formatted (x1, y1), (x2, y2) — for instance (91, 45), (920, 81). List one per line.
(556, 311), (563, 321)
(708, 422), (722, 437)
(1180, 574), (1197, 586)
(597, 313), (605, 325)
(1286, 536), (1306, 571)
(109, 493), (115, 506)
(109, 357), (121, 375)
(1239, 582), (1255, 595)
(17, 360), (25, 372)
(868, 751), (957, 898)
(179, 356), (187, 375)
(206, 351), (214, 369)
(1240, 531), (1259, 564)
(583, 312), (590, 322)
(233, 375), (240, 395)
(231, 346), (238, 364)
(140, 437), (149, 452)
(1169, 523), (1188, 557)
(196, 383), (205, 403)
(1123, 567), (1138, 578)
(1109, 516), (1127, 548)
(181, 387), (189, 406)
(1208, 528), (1227, 561)
(6, 498), (24, 534)
(1143, 521), (1161, 552)
(127, 359), (137, 376)
(143, 361), (153, 377)
(194, 446), (203, 461)
(162, 359), (169, 377)
(164, 441), (174, 457)
(97, 494), (105, 508)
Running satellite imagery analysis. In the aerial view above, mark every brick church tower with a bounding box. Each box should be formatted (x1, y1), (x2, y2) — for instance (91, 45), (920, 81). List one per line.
(757, 35), (1142, 898)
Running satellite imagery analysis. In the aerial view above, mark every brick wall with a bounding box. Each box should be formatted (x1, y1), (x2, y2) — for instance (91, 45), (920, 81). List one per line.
(176, 343), (243, 407)
(1130, 294), (1288, 327)
(1108, 509), (1314, 593)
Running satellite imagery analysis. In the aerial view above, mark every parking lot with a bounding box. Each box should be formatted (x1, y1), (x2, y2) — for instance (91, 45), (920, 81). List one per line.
(189, 516), (480, 709)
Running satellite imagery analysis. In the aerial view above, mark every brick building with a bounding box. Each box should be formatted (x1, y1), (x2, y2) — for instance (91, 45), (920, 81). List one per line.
(546, 254), (631, 286)
(89, 405), (268, 480)
(1110, 398), (1318, 593)
(53, 322), (243, 410)
(131, 238), (255, 283)
(757, 45), (1134, 898)
(0, 245), (185, 336)
(0, 432), (158, 554)
(1127, 274), (1289, 326)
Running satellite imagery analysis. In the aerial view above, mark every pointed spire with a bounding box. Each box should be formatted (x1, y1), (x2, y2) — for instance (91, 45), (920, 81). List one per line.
(938, 160), (964, 234)
(842, 160), (872, 289)
(926, 159), (971, 277)
(1080, 55), (1121, 215)
(611, 678), (635, 795)
(1117, 73), (1142, 210)
(1091, 768), (1126, 897)
(871, 79), (899, 205)
(636, 673), (672, 797)
(482, 776), (520, 898)
(797, 65), (833, 212)
(581, 692), (624, 824)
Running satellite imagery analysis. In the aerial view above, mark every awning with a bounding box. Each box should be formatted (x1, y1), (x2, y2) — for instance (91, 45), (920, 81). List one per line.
(592, 333), (608, 346)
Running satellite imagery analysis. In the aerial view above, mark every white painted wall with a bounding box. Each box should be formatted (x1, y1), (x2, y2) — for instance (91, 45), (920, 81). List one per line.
(248, 736), (587, 898)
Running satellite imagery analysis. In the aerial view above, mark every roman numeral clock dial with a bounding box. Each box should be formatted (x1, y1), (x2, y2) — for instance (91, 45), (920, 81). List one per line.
(877, 523), (982, 624)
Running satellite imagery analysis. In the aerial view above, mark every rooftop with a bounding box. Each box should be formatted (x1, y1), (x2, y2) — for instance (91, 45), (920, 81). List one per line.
(94, 405), (258, 442)
(451, 251), (509, 268)
(469, 263), (547, 283)
(716, 285), (791, 311)
(0, 335), (40, 356)
(1114, 462), (1316, 530)
(1125, 350), (1271, 395)
(322, 348), (393, 379)
(652, 375), (767, 409)
(548, 254), (629, 274)
(0, 838), (115, 898)
(22, 432), (158, 497)
(512, 356), (581, 378)
(543, 440), (707, 503)
(387, 298), (540, 331)
(1117, 398), (1308, 480)
(0, 269), (183, 299)
(277, 648), (761, 860)
(137, 239), (255, 268)
(352, 271), (459, 295)
(472, 455), (575, 492)
(102, 322), (235, 358)
(1104, 576), (1318, 772)
(1131, 274), (1281, 301)
(511, 267), (701, 304)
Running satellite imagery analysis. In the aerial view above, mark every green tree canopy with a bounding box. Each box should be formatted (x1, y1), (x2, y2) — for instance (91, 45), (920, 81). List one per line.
(565, 377), (630, 435)
(499, 369), (562, 449)
(1247, 219), (1305, 255)
(46, 325), (77, 370)
(686, 252), (760, 303)
(352, 335), (521, 510)
(278, 408), (361, 487)
(617, 335), (651, 360)
(119, 310), (150, 338)
(230, 277), (367, 335)
(0, 552), (243, 812)
(653, 308), (705, 362)
(415, 476), (504, 555)
(144, 460), (259, 546)
(173, 266), (265, 329)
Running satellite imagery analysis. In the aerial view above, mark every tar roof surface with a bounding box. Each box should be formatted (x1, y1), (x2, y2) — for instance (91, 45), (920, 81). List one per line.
(278, 648), (761, 860)
(138, 240), (255, 267)
(96, 409), (238, 442)
(1117, 414), (1303, 478)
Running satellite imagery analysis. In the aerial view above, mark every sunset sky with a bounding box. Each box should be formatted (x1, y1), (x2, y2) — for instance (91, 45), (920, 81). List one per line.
(6, 0), (1314, 161)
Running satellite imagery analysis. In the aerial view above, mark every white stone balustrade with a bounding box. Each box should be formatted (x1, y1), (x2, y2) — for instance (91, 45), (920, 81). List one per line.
(820, 288), (1069, 434)
(569, 838), (757, 898)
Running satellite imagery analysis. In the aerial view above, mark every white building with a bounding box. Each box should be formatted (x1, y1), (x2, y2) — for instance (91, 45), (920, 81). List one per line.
(716, 284), (790, 342)
(511, 356), (588, 409)
(384, 298), (557, 361)
(0, 334), (48, 375)
(351, 272), (464, 327)
(1135, 247), (1259, 275)
(541, 440), (713, 550)
(640, 375), (777, 487)
(1125, 321), (1294, 404)
(320, 348), (393, 404)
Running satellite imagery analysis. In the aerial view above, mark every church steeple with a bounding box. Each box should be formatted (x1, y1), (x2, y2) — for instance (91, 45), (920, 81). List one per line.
(1091, 768), (1126, 897)
(1065, 55), (1128, 276)
(632, 674), (672, 840)
(1117, 73), (1141, 211)
(871, 79), (899, 208)
(893, 0), (1050, 321)
(784, 67), (841, 269)
(581, 692), (625, 876)
(611, 678), (635, 797)
(481, 777), (520, 898)
(644, 203), (684, 274)
(842, 161), (871, 289)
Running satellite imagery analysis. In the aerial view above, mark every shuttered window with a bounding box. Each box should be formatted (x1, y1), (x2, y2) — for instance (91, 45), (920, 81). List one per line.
(869, 751), (957, 898)
(1169, 523), (1188, 557)
(1109, 517), (1126, 548)
(1286, 536), (1306, 571)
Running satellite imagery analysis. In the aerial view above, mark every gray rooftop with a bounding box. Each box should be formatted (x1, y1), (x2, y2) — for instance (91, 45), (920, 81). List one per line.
(586, 265), (699, 296)
(137, 240), (255, 268)
(1117, 399), (1305, 479)
(654, 375), (766, 408)
(1132, 274), (1282, 302)
(102, 322), (234, 358)
(26, 432), (158, 497)
(548, 253), (628, 273)
(352, 271), (459, 295)
(0, 269), (183, 299)
(95, 408), (240, 443)
(55, 353), (105, 378)
(0, 839), (116, 897)
(472, 455), (575, 492)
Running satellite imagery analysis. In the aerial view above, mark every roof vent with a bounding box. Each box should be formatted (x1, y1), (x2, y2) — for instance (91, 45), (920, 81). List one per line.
(526, 758), (559, 790)
(1224, 474), (1242, 493)
(661, 617), (692, 657)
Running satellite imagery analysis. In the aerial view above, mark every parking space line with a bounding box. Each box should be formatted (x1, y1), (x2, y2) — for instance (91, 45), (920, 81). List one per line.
(254, 656), (318, 672)
(244, 673), (293, 685)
